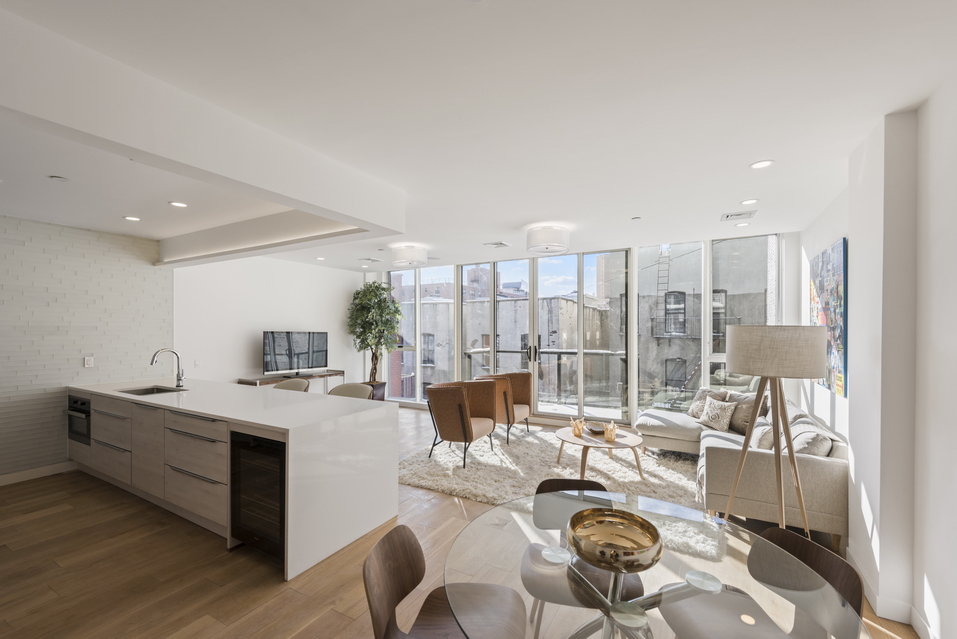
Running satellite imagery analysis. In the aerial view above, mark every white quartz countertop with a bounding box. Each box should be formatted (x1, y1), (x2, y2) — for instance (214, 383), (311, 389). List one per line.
(68, 377), (388, 434)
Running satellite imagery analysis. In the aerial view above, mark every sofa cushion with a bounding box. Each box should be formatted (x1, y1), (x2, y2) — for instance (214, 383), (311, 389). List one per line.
(725, 391), (768, 435)
(697, 397), (736, 432)
(634, 409), (708, 442)
(696, 430), (747, 500)
(688, 388), (728, 419)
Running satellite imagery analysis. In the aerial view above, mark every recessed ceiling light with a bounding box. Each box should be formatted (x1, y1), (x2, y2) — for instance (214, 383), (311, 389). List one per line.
(735, 222), (750, 227)
(361, 265), (368, 268)
(124, 216), (140, 221)
(740, 199), (758, 205)
(315, 257), (325, 261)
(749, 160), (774, 169)
(168, 201), (187, 207)
(47, 175), (69, 182)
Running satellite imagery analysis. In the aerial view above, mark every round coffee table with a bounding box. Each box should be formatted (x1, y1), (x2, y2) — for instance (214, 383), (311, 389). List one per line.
(555, 426), (645, 481)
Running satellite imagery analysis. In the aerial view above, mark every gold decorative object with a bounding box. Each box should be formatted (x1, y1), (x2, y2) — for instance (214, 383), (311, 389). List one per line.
(603, 422), (619, 442)
(567, 508), (662, 574)
(570, 418), (585, 437)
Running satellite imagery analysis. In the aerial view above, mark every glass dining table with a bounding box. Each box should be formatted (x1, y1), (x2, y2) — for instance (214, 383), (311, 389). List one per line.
(444, 490), (868, 639)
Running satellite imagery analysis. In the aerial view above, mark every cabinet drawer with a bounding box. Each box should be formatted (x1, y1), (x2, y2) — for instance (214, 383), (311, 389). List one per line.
(165, 410), (227, 442)
(165, 428), (227, 484)
(165, 464), (227, 526)
(92, 409), (132, 450)
(91, 439), (131, 485)
(91, 395), (133, 418)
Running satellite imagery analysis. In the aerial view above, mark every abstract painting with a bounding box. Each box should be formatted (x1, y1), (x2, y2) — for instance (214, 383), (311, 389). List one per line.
(809, 238), (847, 397)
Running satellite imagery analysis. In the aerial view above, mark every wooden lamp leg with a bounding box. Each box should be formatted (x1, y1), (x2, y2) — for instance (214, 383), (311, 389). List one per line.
(724, 376), (769, 520)
(777, 378), (811, 535)
(769, 377), (786, 528)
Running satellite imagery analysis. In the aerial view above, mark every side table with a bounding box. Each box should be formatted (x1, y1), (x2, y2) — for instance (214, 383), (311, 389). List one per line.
(555, 426), (645, 481)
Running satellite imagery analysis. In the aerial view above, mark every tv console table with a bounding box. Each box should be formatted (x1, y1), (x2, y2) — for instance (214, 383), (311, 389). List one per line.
(237, 370), (345, 394)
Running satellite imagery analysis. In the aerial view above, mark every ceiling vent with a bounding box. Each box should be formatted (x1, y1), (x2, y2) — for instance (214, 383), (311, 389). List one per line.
(358, 257), (383, 263)
(720, 210), (757, 222)
(483, 241), (511, 248)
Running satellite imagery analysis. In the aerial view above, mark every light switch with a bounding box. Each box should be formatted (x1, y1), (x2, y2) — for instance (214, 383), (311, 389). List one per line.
(84, 356), (94, 368)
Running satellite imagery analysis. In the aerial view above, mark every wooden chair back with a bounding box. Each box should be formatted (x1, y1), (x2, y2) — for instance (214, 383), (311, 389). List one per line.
(761, 527), (863, 617)
(536, 478), (607, 494)
(363, 525), (427, 639)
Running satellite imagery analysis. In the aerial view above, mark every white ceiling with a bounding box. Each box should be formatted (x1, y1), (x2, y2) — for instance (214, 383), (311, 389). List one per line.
(2, 0), (956, 270)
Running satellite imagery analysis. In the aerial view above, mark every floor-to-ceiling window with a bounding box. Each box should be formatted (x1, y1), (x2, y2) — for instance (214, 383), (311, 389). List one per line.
(419, 265), (455, 397)
(388, 270), (416, 400)
(496, 259), (530, 373)
(536, 254), (579, 416)
(582, 251), (628, 420)
(461, 263), (491, 380)
(636, 242), (703, 411)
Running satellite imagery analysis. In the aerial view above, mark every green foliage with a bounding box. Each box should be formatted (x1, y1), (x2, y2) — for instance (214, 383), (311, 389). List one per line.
(346, 282), (402, 381)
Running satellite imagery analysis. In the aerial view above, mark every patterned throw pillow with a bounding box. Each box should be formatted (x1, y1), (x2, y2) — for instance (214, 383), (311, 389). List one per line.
(697, 396), (737, 432)
(687, 388), (729, 419)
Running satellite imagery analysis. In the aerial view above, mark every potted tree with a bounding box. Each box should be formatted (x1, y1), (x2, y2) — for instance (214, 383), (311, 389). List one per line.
(346, 281), (402, 399)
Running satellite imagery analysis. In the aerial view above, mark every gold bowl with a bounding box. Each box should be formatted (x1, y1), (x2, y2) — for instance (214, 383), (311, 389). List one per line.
(567, 508), (662, 574)
(585, 422), (605, 435)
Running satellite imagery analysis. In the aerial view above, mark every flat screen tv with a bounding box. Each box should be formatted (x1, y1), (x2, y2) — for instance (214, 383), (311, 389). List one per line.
(263, 331), (328, 376)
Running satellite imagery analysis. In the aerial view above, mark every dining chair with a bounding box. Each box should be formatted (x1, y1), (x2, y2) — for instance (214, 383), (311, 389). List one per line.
(363, 524), (526, 639)
(328, 382), (374, 399)
(759, 528), (863, 617)
(477, 371), (532, 443)
(425, 380), (496, 468)
(524, 479), (645, 639)
(272, 378), (310, 392)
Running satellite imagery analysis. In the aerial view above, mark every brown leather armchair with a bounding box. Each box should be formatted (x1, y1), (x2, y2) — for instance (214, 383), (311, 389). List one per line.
(425, 380), (497, 468)
(477, 371), (532, 444)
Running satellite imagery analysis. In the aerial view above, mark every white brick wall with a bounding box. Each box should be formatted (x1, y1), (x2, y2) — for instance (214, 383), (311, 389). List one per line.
(0, 215), (173, 477)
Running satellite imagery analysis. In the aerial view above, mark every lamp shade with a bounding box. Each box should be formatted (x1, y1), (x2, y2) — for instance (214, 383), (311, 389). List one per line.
(726, 325), (827, 379)
(526, 226), (569, 255)
(392, 246), (428, 267)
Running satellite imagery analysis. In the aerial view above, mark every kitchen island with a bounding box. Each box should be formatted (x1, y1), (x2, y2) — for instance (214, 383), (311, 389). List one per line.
(67, 377), (398, 580)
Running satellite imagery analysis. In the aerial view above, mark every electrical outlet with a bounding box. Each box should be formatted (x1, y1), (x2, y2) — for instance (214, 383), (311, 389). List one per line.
(194, 359), (201, 368)
(84, 356), (94, 368)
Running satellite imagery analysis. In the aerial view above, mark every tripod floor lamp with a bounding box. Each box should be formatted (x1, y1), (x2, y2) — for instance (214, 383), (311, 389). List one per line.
(723, 325), (827, 534)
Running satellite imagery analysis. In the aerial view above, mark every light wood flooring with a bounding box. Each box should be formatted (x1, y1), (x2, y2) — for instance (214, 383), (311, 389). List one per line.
(0, 407), (917, 638)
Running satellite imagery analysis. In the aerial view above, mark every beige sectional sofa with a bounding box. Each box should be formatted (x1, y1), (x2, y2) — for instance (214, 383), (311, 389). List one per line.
(635, 398), (849, 539)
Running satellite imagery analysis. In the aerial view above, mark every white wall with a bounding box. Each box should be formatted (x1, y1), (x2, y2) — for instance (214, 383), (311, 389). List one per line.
(0, 215), (172, 477)
(912, 76), (957, 639)
(842, 113), (918, 623)
(172, 257), (365, 388)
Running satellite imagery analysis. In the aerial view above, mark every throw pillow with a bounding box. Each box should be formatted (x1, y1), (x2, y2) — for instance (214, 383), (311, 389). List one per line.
(750, 422), (774, 449)
(783, 418), (835, 457)
(687, 388), (728, 419)
(725, 391), (769, 435)
(697, 396), (737, 432)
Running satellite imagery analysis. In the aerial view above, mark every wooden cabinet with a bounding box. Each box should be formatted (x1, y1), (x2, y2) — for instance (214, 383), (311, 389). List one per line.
(90, 396), (132, 483)
(163, 410), (228, 526)
(131, 403), (165, 498)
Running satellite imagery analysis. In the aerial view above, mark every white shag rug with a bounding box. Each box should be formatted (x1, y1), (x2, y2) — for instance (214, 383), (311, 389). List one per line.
(399, 427), (726, 560)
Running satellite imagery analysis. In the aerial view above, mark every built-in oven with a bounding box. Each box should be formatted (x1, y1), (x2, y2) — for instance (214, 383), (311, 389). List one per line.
(230, 432), (286, 562)
(67, 396), (91, 445)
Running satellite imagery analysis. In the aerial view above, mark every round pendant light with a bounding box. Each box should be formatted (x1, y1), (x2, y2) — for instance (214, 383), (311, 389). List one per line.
(392, 245), (428, 267)
(526, 226), (570, 255)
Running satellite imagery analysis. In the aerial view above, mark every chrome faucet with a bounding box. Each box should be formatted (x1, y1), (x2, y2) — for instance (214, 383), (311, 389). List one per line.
(150, 348), (185, 388)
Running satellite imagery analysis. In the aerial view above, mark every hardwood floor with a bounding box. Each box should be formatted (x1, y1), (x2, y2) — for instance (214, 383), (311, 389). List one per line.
(0, 406), (917, 638)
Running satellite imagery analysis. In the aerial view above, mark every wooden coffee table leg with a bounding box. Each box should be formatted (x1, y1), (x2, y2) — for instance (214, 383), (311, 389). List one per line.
(557, 440), (565, 464)
(632, 447), (645, 480)
(579, 446), (590, 480)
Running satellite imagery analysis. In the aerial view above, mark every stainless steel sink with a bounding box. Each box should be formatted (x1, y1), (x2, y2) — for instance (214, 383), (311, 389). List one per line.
(119, 386), (187, 395)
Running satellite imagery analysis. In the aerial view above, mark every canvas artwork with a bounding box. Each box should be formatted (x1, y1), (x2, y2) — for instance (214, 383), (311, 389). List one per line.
(809, 238), (847, 397)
